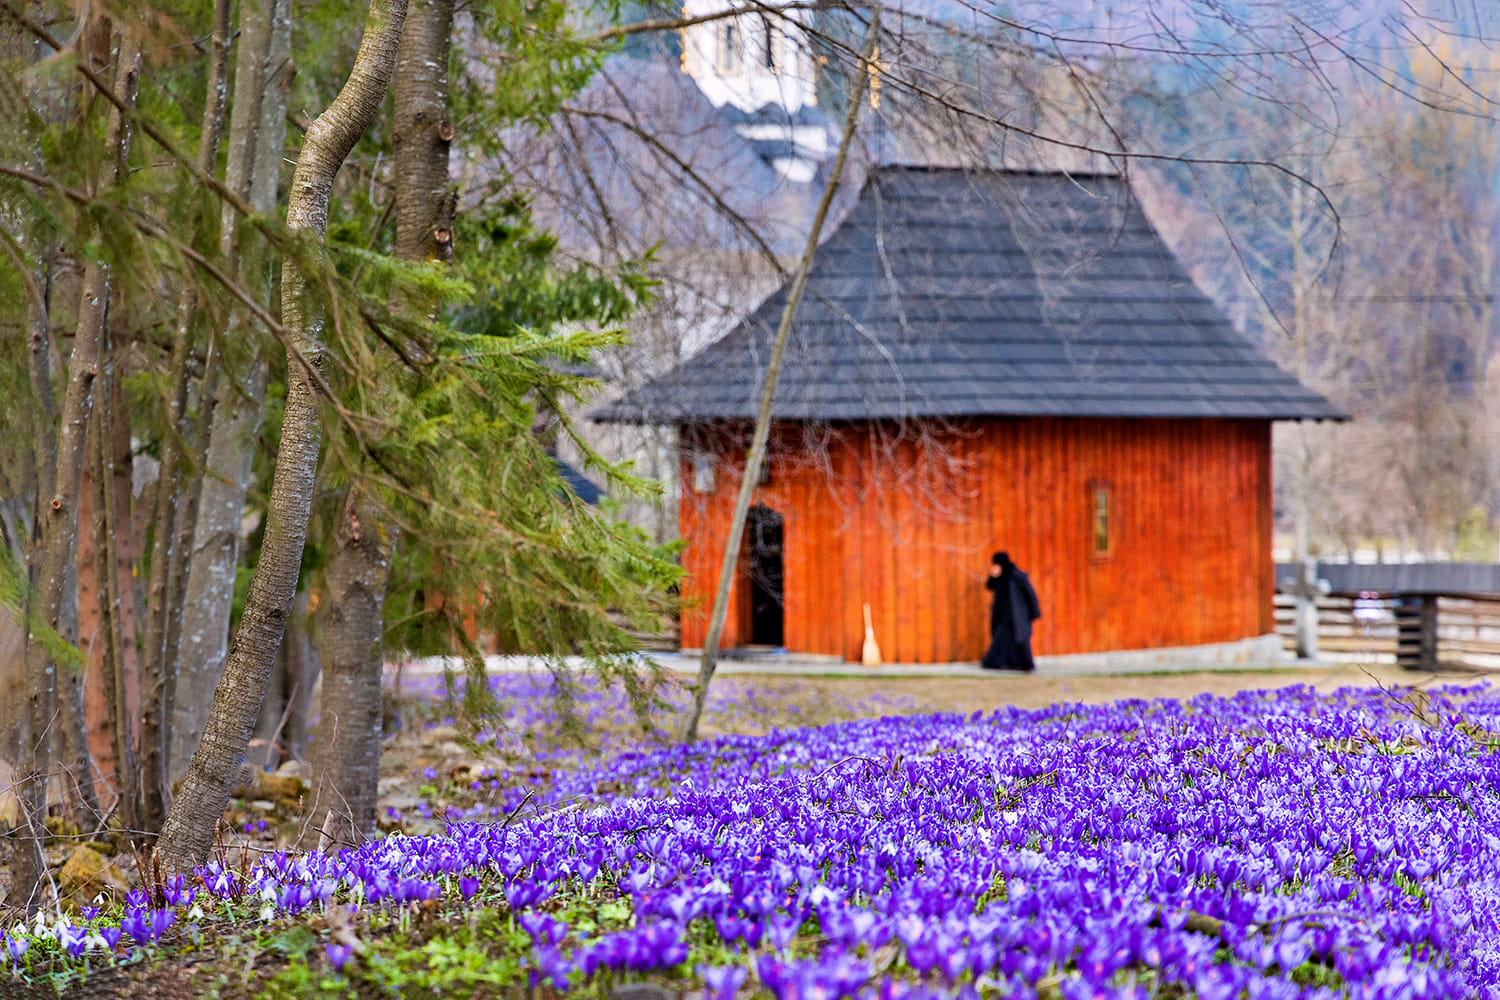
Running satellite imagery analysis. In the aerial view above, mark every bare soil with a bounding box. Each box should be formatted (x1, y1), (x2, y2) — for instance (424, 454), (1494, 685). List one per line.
(712, 660), (1489, 720)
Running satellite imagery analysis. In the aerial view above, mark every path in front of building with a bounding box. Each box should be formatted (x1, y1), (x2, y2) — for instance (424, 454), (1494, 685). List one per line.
(731, 660), (1489, 718)
(399, 650), (1492, 716)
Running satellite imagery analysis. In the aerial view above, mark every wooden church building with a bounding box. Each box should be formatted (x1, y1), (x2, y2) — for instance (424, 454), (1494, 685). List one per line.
(596, 166), (1340, 663)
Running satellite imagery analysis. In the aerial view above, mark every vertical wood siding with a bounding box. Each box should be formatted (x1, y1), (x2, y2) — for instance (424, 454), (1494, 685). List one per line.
(678, 417), (1274, 662)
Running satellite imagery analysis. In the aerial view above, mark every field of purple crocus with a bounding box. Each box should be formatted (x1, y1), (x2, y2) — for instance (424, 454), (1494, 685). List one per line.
(8, 677), (1500, 999)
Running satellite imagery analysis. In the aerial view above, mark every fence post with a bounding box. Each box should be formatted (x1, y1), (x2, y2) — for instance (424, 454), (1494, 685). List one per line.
(1395, 594), (1440, 671)
(1278, 557), (1330, 660)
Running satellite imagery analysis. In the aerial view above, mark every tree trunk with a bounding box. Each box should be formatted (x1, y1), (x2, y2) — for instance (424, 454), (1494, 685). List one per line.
(7, 28), (141, 913)
(309, 0), (450, 847)
(678, 12), (879, 743)
(156, 0), (410, 871)
(249, 630), (287, 771)
(310, 489), (395, 847)
(392, 0), (455, 267)
(55, 584), (97, 829)
(90, 360), (140, 841)
(281, 590), (319, 762)
(137, 0), (234, 830)
(249, 593), (317, 769)
(171, 0), (293, 781)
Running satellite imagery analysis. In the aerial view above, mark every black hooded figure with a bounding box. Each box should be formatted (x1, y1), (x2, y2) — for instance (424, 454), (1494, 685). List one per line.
(982, 552), (1041, 671)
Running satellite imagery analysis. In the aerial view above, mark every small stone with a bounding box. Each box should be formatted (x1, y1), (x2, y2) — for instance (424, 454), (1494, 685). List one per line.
(250, 799), (277, 813)
(258, 772), (309, 807)
(276, 759), (313, 782)
(59, 846), (129, 902)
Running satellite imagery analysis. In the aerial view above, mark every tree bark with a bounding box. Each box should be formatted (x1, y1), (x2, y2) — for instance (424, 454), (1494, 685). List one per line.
(310, 489), (394, 847)
(7, 28), (141, 913)
(678, 12), (879, 743)
(55, 548), (98, 830)
(138, 0), (233, 832)
(156, 0), (410, 871)
(171, 0), (293, 781)
(393, 0), (455, 266)
(309, 0), (449, 848)
(90, 357), (139, 841)
(281, 590), (318, 762)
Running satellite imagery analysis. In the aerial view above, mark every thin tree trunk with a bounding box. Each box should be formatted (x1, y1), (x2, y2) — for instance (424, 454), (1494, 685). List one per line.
(138, 0), (233, 829)
(56, 536), (98, 829)
(281, 589), (318, 762)
(106, 372), (143, 812)
(1, 271), (52, 777)
(7, 28), (141, 913)
(309, 0), (451, 851)
(250, 587), (319, 768)
(171, 0), (293, 780)
(6, 283), (55, 918)
(156, 0), (410, 871)
(249, 632), (287, 770)
(91, 359), (139, 841)
(678, 11), (879, 744)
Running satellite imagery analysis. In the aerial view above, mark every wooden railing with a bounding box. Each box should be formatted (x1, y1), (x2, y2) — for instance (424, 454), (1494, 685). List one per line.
(1273, 593), (1500, 668)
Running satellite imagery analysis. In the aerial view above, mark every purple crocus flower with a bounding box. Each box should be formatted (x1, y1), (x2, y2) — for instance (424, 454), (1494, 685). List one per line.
(279, 883), (315, 915)
(530, 945), (573, 990)
(57, 924), (88, 959)
(164, 874), (198, 909)
(325, 942), (354, 971)
(700, 963), (749, 1000)
(458, 876), (481, 900)
(6, 933), (28, 962)
(519, 912), (568, 946)
(203, 865), (239, 899)
(120, 908), (153, 946)
(99, 926), (123, 950)
(149, 909), (176, 942)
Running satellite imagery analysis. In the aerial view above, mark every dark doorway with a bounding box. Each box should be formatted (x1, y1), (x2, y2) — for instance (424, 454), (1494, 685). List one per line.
(746, 504), (784, 647)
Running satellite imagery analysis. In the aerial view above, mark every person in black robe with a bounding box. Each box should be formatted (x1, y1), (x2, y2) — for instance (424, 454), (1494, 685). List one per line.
(982, 551), (1041, 671)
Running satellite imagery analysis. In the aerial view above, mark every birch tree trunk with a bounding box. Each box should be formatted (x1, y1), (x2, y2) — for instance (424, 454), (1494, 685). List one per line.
(156, 0), (410, 870)
(7, 28), (141, 913)
(310, 0), (450, 847)
(678, 12), (879, 743)
(171, 0), (293, 781)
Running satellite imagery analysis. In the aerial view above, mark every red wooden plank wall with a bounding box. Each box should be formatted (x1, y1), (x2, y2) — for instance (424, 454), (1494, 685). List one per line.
(677, 417), (1273, 662)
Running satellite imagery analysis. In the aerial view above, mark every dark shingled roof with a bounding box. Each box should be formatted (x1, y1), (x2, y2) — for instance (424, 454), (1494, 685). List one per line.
(552, 456), (603, 506)
(595, 167), (1344, 423)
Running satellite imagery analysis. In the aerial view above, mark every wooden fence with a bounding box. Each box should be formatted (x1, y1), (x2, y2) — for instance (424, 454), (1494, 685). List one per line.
(1273, 593), (1500, 668)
